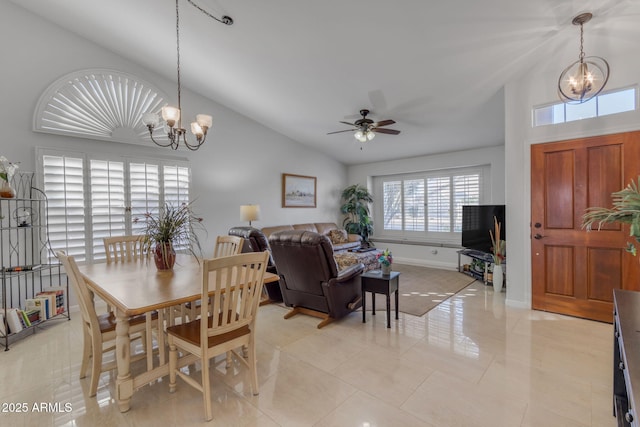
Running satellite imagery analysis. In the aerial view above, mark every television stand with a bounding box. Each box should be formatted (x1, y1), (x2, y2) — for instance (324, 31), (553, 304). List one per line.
(457, 249), (505, 286)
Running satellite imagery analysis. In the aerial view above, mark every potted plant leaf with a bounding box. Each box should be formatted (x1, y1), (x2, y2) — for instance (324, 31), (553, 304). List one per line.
(340, 184), (374, 246)
(136, 201), (205, 270)
(582, 176), (640, 256)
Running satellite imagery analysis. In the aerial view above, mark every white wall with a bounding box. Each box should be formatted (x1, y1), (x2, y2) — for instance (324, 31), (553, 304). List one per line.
(1, 2), (348, 256)
(505, 51), (640, 308)
(347, 145), (506, 269)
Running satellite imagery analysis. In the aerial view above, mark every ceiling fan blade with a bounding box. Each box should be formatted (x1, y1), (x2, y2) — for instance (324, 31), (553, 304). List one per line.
(327, 129), (355, 135)
(339, 121), (357, 127)
(373, 128), (400, 135)
(373, 119), (396, 127)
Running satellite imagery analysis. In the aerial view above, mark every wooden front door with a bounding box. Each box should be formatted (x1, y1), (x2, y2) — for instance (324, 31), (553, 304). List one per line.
(531, 131), (640, 322)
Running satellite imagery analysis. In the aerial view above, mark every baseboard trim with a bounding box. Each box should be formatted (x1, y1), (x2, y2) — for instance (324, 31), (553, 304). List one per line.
(393, 257), (457, 271)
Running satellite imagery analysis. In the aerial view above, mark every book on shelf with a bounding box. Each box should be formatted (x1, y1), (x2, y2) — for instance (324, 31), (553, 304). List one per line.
(3, 264), (42, 273)
(24, 308), (40, 324)
(18, 309), (31, 328)
(25, 298), (47, 321)
(1, 308), (23, 334)
(37, 288), (65, 316)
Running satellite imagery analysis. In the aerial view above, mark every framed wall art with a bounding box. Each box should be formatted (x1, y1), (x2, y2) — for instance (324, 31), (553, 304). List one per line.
(282, 173), (316, 208)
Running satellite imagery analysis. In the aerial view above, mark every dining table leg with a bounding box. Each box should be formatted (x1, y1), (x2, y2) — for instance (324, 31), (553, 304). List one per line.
(115, 308), (133, 412)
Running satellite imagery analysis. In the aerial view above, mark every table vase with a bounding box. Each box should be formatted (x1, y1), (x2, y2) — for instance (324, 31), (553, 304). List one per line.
(381, 263), (392, 276)
(0, 180), (15, 198)
(154, 242), (176, 270)
(492, 264), (503, 293)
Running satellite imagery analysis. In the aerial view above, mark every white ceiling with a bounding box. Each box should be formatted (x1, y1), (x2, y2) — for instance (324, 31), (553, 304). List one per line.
(10, 0), (640, 165)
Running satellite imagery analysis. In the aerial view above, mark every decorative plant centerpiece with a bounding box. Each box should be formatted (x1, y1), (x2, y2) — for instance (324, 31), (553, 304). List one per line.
(489, 216), (505, 292)
(136, 201), (205, 270)
(0, 156), (19, 198)
(378, 248), (393, 275)
(582, 176), (640, 257)
(341, 184), (374, 246)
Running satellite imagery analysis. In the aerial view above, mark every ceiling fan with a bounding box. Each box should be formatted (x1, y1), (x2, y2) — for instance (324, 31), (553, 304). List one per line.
(327, 109), (400, 143)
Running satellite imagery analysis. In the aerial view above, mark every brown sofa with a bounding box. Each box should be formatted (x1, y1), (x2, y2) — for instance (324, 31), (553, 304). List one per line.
(268, 230), (364, 328)
(261, 222), (361, 252)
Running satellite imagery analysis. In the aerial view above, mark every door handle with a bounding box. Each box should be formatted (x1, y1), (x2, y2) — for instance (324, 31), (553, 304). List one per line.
(534, 234), (544, 240)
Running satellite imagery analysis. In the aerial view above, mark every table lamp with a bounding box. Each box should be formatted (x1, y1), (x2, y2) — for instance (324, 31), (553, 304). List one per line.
(240, 204), (260, 226)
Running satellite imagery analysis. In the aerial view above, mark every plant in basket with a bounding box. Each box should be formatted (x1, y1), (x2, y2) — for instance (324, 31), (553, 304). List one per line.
(135, 201), (205, 270)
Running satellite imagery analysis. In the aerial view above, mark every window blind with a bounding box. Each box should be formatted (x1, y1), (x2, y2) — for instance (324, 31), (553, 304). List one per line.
(39, 151), (191, 263)
(375, 166), (488, 243)
(42, 155), (87, 261)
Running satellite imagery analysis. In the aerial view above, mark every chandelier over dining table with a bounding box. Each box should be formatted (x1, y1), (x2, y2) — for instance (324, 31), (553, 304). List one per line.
(142, 0), (233, 150)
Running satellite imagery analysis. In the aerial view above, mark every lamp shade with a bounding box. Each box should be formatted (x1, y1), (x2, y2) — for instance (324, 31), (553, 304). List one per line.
(240, 204), (260, 223)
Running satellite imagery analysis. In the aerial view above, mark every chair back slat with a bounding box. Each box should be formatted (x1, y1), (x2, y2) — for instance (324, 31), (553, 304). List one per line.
(104, 235), (148, 263)
(213, 235), (244, 258)
(56, 251), (99, 331)
(201, 252), (268, 340)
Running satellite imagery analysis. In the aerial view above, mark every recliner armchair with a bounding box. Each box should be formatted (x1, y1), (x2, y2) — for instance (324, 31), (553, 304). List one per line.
(228, 226), (282, 302)
(268, 230), (364, 328)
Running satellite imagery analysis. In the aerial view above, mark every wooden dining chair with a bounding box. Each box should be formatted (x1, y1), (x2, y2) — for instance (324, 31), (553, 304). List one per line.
(213, 235), (244, 258)
(104, 235), (148, 263)
(103, 235), (163, 369)
(56, 251), (155, 397)
(183, 235), (245, 322)
(167, 251), (269, 421)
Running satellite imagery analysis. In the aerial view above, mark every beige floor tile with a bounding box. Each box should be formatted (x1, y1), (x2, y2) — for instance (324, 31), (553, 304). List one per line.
(0, 274), (618, 426)
(401, 370), (528, 427)
(330, 346), (434, 407)
(315, 390), (434, 427)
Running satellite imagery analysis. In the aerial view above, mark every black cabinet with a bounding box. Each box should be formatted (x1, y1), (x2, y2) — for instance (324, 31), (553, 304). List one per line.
(613, 289), (640, 426)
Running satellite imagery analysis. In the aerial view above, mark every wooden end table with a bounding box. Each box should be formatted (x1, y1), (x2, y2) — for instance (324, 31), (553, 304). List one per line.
(361, 270), (400, 328)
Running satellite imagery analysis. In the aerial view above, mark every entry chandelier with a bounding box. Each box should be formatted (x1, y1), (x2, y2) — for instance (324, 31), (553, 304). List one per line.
(142, 0), (233, 150)
(558, 12), (609, 104)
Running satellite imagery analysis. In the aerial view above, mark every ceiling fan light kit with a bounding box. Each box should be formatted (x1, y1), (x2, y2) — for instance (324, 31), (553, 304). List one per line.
(328, 109), (400, 145)
(558, 12), (609, 104)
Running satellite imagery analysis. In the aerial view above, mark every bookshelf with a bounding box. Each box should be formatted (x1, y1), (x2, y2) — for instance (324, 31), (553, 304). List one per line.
(0, 173), (68, 351)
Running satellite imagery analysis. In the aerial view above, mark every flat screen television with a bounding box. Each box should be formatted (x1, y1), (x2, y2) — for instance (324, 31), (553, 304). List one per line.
(461, 205), (505, 253)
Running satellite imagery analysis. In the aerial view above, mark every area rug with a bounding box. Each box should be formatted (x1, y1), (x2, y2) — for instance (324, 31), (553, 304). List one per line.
(364, 263), (477, 317)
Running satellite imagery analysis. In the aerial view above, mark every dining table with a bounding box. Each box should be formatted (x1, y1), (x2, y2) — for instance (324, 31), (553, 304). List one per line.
(78, 253), (278, 412)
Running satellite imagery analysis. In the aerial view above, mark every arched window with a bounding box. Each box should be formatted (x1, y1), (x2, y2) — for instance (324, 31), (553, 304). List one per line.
(33, 69), (169, 145)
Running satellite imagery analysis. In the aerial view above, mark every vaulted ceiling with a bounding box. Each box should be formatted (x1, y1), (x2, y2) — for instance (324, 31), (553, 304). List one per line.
(10, 0), (640, 164)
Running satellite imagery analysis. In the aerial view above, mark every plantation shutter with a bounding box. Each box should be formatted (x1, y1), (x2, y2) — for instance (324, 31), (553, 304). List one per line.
(453, 174), (481, 232)
(383, 180), (402, 230)
(42, 155), (86, 261)
(39, 150), (191, 263)
(403, 179), (425, 231)
(374, 166), (487, 243)
(163, 165), (191, 251)
(129, 163), (160, 236)
(90, 160), (126, 259)
(427, 176), (451, 232)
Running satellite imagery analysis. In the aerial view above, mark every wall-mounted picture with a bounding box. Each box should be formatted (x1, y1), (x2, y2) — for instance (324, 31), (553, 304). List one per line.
(282, 173), (317, 208)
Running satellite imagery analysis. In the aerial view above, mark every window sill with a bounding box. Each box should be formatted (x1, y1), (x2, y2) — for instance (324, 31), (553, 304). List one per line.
(370, 237), (462, 249)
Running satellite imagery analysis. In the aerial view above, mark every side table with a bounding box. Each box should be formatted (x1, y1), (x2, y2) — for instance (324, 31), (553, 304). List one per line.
(361, 270), (400, 328)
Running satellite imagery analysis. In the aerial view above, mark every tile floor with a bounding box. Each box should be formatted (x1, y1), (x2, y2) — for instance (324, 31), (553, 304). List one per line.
(0, 281), (615, 426)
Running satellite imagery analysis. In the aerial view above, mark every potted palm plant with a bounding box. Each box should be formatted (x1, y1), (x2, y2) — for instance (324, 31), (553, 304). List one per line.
(582, 176), (640, 256)
(137, 201), (205, 270)
(341, 184), (374, 246)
